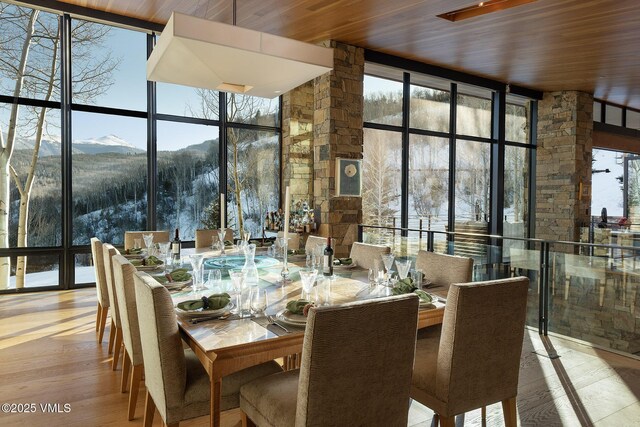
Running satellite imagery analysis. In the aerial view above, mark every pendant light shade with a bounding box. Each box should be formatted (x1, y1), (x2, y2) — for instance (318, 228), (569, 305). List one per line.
(147, 12), (334, 99)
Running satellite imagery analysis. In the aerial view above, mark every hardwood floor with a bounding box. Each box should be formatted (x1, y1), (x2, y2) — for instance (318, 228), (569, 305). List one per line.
(1, 289), (639, 427)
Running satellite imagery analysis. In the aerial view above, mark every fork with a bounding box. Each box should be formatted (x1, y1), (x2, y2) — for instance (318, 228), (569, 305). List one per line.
(267, 315), (290, 333)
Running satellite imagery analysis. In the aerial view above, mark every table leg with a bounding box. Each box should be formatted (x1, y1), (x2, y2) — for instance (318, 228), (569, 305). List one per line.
(210, 377), (222, 427)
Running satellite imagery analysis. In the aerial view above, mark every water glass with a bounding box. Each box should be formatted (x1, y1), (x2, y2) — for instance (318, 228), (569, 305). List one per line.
(250, 288), (268, 315)
(411, 269), (424, 287)
(189, 254), (205, 294)
(229, 269), (250, 317)
(134, 238), (142, 250)
(206, 270), (222, 291)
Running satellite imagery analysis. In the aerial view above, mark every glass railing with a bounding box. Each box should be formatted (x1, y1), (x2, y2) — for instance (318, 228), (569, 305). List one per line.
(359, 224), (640, 356)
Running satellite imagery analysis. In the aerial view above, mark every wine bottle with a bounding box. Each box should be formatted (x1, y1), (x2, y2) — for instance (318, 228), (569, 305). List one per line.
(323, 236), (333, 277)
(172, 228), (181, 262)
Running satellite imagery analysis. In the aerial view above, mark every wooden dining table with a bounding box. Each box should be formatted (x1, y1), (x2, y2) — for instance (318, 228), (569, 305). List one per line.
(171, 249), (446, 427)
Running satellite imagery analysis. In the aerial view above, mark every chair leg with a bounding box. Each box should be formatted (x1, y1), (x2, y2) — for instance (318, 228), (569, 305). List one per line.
(107, 319), (116, 353)
(97, 305), (108, 343)
(112, 327), (122, 371)
(502, 397), (517, 427)
(241, 410), (257, 427)
(121, 349), (131, 393)
(128, 364), (144, 420)
(439, 414), (455, 427)
(95, 302), (102, 331)
(143, 390), (155, 427)
(481, 406), (487, 427)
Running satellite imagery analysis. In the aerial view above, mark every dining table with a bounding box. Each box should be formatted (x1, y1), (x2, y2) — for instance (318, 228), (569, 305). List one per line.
(163, 246), (445, 427)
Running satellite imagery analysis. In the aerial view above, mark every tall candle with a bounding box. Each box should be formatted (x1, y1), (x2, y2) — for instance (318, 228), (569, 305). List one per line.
(283, 186), (291, 244)
(220, 193), (225, 228)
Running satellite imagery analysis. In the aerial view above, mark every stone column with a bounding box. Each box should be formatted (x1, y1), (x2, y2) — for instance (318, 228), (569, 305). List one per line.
(313, 41), (364, 256)
(282, 81), (314, 203)
(535, 91), (593, 244)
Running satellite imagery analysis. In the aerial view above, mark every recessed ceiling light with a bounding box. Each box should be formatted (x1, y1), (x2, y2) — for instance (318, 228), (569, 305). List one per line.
(437, 0), (537, 22)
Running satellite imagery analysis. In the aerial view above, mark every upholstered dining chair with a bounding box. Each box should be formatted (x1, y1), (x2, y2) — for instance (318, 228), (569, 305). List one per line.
(103, 243), (123, 370)
(91, 238), (110, 344)
(411, 277), (529, 427)
(112, 254), (145, 420)
(195, 228), (234, 249)
(277, 231), (300, 250)
(133, 272), (283, 427)
(304, 235), (326, 253)
(415, 250), (473, 293)
(239, 294), (420, 427)
(349, 242), (391, 270)
(123, 230), (170, 251)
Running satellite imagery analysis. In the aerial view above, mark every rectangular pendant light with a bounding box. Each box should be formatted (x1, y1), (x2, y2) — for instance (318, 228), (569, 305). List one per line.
(147, 12), (334, 99)
(437, 0), (537, 22)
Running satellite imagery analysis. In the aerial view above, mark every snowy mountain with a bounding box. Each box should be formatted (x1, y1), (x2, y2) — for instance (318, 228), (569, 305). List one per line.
(73, 134), (144, 155)
(8, 133), (144, 156)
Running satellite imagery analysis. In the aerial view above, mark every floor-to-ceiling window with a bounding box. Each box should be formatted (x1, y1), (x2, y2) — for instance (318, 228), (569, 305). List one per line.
(362, 60), (537, 243)
(0, 1), (281, 291)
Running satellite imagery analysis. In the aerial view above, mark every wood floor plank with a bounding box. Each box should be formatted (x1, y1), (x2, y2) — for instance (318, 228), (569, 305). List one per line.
(1, 289), (639, 427)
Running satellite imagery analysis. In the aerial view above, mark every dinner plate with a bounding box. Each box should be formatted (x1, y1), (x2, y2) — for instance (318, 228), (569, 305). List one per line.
(175, 302), (234, 318)
(151, 275), (192, 291)
(276, 309), (307, 326)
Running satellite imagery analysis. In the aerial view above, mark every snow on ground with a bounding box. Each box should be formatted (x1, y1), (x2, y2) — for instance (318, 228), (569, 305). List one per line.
(7, 266), (95, 289)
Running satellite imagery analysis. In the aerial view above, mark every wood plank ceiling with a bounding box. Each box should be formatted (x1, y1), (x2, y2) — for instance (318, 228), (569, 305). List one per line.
(51, 0), (640, 109)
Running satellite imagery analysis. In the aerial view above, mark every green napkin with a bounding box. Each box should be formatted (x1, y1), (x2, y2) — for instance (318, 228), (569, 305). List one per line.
(391, 278), (433, 303)
(154, 268), (191, 284)
(286, 299), (310, 315)
(177, 293), (231, 311)
(333, 257), (352, 266)
(224, 240), (233, 247)
(126, 248), (143, 255)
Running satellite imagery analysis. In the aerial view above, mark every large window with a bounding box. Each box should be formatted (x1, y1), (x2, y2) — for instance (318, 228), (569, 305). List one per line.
(72, 112), (147, 246)
(362, 62), (537, 243)
(0, 1), (282, 291)
(363, 129), (402, 228)
(156, 121), (219, 241)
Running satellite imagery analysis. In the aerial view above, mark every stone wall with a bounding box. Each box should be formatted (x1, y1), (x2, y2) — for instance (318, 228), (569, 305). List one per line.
(282, 81), (314, 203)
(313, 41), (364, 256)
(535, 91), (593, 245)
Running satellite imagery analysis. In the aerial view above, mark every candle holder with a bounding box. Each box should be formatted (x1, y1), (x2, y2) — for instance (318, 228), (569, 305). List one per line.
(279, 241), (290, 284)
(218, 227), (227, 266)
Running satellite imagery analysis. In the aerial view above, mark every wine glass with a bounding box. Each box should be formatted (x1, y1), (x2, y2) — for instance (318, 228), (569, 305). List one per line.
(143, 233), (155, 256)
(299, 268), (318, 301)
(189, 254), (205, 295)
(157, 242), (171, 273)
(396, 259), (412, 280)
(313, 244), (324, 270)
(381, 253), (395, 274)
(218, 228), (227, 256)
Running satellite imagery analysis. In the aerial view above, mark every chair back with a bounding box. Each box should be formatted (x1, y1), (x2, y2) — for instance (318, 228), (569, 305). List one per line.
(134, 271), (187, 422)
(124, 231), (170, 250)
(195, 228), (233, 249)
(277, 231), (300, 250)
(90, 237), (109, 308)
(113, 255), (143, 366)
(349, 242), (391, 270)
(103, 243), (121, 327)
(304, 235), (326, 253)
(296, 294), (419, 427)
(416, 250), (473, 290)
(435, 277), (529, 415)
